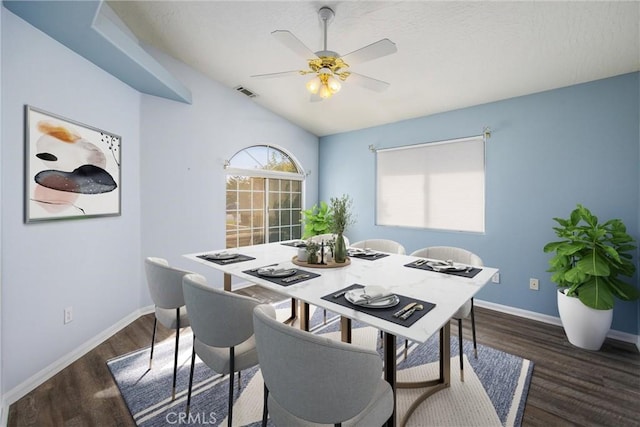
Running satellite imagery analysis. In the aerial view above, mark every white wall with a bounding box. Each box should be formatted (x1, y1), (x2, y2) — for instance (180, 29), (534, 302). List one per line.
(1, 10), (142, 393)
(0, 8), (319, 400)
(138, 46), (319, 293)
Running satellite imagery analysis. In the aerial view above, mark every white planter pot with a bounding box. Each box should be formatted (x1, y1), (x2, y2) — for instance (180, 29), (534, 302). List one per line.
(557, 288), (613, 351)
(297, 247), (308, 262)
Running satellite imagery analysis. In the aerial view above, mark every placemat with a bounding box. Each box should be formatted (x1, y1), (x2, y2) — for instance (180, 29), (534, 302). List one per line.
(404, 260), (482, 278)
(197, 253), (256, 265)
(243, 267), (320, 287)
(348, 252), (390, 261)
(322, 284), (435, 327)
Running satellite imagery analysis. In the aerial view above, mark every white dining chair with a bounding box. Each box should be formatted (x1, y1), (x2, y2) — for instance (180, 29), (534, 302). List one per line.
(144, 257), (193, 400)
(410, 246), (484, 381)
(182, 273), (274, 426)
(253, 304), (394, 426)
(351, 238), (406, 254)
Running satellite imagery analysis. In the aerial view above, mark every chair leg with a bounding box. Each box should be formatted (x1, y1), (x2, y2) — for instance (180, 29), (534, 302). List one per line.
(471, 298), (478, 358)
(323, 309), (327, 325)
(458, 318), (464, 382)
(238, 370), (242, 390)
(404, 339), (409, 360)
(228, 347), (235, 427)
(149, 317), (157, 369)
(262, 383), (269, 427)
(186, 336), (196, 416)
(172, 308), (180, 400)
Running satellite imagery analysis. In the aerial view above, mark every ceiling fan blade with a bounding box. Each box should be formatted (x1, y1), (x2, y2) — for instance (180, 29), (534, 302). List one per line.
(251, 70), (302, 79)
(347, 72), (391, 92)
(272, 30), (318, 59)
(341, 38), (397, 66)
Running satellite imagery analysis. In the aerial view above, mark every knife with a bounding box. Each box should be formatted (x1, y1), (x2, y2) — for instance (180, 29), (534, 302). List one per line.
(400, 306), (420, 320)
(282, 273), (310, 283)
(393, 302), (417, 318)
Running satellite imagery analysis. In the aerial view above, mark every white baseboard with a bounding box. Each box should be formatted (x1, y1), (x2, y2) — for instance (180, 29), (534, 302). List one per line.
(474, 299), (640, 351)
(2, 305), (155, 413)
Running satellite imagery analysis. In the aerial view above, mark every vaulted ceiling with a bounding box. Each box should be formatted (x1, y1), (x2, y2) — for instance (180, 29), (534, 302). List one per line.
(78, 1), (640, 136)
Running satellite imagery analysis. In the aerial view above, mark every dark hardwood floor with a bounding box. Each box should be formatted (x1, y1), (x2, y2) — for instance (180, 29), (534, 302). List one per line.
(7, 288), (640, 426)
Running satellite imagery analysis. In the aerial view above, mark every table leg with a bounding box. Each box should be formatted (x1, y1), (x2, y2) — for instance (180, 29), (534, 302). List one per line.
(283, 298), (299, 325)
(383, 332), (397, 427)
(223, 273), (231, 292)
(340, 317), (352, 343)
(299, 302), (309, 332)
(398, 322), (451, 426)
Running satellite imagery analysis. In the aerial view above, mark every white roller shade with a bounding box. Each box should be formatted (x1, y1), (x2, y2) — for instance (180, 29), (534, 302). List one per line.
(376, 136), (485, 233)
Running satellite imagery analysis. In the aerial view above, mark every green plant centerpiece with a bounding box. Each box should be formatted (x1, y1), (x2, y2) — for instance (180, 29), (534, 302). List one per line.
(543, 204), (638, 309)
(543, 204), (638, 350)
(329, 194), (355, 263)
(301, 201), (332, 239)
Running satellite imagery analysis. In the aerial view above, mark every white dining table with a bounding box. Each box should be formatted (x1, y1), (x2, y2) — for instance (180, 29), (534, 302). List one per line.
(184, 241), (498, 427)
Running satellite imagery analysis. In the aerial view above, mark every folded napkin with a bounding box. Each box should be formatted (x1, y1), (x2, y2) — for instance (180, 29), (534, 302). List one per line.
(350, 285), (394, 304)
(258, 267), (289, 275)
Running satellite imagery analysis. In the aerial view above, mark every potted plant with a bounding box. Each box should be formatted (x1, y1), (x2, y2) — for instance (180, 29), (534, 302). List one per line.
(543, 204), (638, 350)
(329, 194), (355, 263)
(305, 240), (320, 264)
(301, 201), (332, 239)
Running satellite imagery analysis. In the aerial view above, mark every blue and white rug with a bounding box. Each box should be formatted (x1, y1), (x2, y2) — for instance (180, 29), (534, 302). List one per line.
(108, 303), (533, 426)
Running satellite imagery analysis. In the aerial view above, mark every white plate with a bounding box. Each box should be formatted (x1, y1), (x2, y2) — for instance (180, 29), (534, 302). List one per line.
(348, 248), (375, 255)
(345, 289), (400, 308)
(205, 252), (238, 260)
(257, 268), (297, 278)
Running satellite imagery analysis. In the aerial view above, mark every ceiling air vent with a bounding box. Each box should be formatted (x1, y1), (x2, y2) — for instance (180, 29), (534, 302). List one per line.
(234, 85), (258, 98)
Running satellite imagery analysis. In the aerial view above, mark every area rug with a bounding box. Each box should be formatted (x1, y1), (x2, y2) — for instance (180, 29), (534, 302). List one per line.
(108, 303), (533, 426)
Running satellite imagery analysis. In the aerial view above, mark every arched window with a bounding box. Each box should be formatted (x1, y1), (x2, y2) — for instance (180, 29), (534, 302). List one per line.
(225, 145), (304, 248)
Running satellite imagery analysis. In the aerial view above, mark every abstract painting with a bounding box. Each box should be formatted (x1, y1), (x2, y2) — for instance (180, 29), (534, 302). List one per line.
(24, 105), (121, 223)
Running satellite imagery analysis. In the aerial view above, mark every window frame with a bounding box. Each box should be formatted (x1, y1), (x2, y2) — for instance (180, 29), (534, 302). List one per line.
(225, 145), (305, 248)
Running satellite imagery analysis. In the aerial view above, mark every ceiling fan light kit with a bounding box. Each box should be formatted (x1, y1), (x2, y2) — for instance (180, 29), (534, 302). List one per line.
(251, 5), (397, 101)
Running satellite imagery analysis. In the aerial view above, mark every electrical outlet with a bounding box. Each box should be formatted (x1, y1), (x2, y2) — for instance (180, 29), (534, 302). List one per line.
(64, 306), (73, 324)
(529, 278), (539, 291)
(491, 273), (500, 284)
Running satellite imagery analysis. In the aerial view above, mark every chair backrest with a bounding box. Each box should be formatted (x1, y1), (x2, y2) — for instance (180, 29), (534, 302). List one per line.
(144, 257), (193, 309)
(410, 246), (483, 266)
(309, 233), (350, 247)
(351, 239), (406, 254)
(253, 304), (382, 424)
(182, 273), (260, 348)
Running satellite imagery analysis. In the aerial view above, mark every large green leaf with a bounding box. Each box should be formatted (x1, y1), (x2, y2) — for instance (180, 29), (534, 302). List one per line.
(557, 242), (586, 256)
(564, 267), (586, 284)
(607, 277), (640, 301)
(578, 277), (614, 310)
(575, 250), (610, 276)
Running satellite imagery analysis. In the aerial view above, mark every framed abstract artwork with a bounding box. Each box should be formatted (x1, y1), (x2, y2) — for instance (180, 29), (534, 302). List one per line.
(24, 105), (121, 223)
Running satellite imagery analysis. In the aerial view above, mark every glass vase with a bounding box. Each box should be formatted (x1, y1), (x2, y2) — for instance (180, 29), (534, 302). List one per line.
(334, 233), (347, 263)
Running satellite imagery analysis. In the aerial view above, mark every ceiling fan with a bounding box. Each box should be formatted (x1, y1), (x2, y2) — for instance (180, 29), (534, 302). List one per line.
(251, 6), (397, 101)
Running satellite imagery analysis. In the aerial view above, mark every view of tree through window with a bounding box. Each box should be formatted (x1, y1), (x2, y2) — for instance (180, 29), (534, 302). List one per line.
(226, 146), (303, 248)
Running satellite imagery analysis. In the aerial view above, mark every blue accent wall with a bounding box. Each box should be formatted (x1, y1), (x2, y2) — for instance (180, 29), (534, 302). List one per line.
(319, 72), (640, 334)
